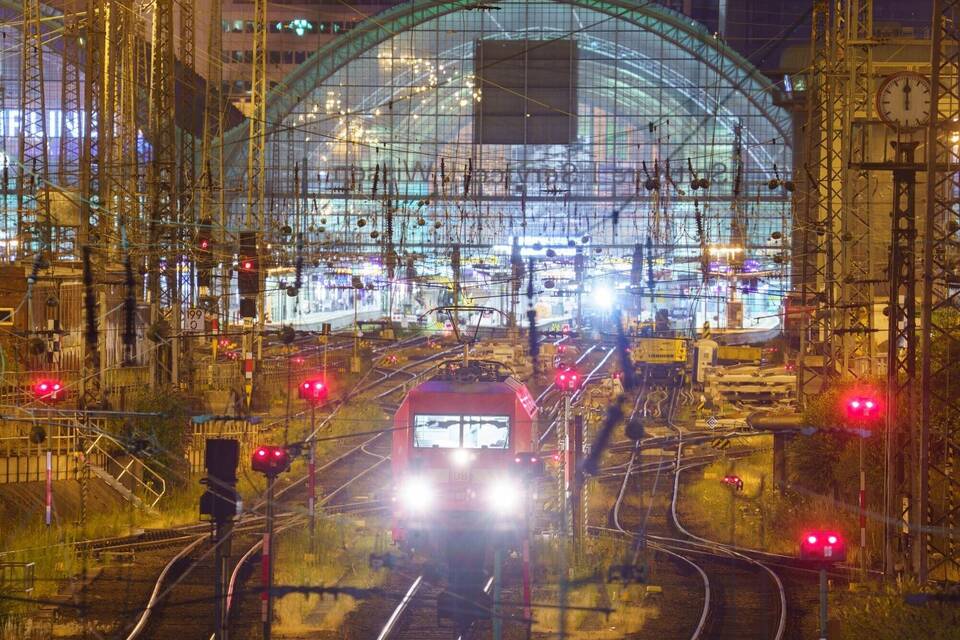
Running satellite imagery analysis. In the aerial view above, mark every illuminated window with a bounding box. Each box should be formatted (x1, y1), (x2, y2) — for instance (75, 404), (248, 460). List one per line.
(413, 414), (510, 449)
(232, 20), (243, 33)
(414, 415), (460, 448)
(289, 19), (314, 36)
(462, 416), (510, 449)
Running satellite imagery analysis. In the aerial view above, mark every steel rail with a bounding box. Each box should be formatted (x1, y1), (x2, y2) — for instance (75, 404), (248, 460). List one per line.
(608, 387), (710, 640)
(667, 410), (787, 640)
(124, 342), (445, 640)
(124, 534), (208, 639)
(376, 575), (425, 640)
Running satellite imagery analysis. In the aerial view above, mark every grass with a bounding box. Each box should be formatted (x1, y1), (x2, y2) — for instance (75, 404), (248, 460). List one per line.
(830, 579), (960, 640)
(272, 515), (387, 634)
(677, 434), (818, 554)
(529, 534), (661, 637)
(0, 371), (389, 634)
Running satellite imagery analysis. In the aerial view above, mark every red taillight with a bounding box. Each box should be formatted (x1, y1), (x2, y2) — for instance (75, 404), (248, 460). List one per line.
(257, 449), (267, 457)
(827, 535), (838, 544)
(807, 535), (817, 544)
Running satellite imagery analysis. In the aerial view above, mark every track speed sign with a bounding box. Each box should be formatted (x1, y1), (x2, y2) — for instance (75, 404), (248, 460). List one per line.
(184, 308), (205, 334)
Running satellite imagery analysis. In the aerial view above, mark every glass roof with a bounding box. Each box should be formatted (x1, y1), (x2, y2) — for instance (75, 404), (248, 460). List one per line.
(225, 0), (792, 254)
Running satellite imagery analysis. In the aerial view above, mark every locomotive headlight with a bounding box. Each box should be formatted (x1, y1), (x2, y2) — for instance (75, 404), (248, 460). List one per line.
(486, 477), (523, 515)
(451, 448), (473, 467)
(398, 476), (434, 513)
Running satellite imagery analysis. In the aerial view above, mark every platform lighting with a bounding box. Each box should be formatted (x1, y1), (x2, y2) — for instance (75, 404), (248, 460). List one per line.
(593, 284), (614, 310)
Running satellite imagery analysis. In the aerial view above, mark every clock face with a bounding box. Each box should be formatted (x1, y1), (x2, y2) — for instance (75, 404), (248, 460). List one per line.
(877, 72), (931, 130)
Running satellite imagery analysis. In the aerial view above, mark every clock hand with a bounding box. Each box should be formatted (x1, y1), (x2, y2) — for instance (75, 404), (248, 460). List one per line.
(903, 79), (912, 111)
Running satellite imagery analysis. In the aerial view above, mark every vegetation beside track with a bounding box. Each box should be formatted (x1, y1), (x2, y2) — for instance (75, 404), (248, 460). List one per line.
(271, 516), (387, 636)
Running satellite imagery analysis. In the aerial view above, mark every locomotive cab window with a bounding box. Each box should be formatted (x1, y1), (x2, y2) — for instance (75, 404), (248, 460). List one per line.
(462, 416), (509, 449)
(414, 415), (461, 448)
(413, 414), (510, 449)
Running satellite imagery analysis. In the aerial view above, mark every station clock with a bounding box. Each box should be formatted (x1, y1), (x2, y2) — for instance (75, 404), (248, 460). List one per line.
(876, 71), (932, 131)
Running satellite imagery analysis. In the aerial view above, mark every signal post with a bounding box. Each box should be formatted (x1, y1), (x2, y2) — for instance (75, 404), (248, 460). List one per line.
(251, 445), (291, 640)
(800, 530), (846, 640)
(554, 365), (582, 639)
(199, 439), (240, 640)
(844, 393), (882, 582)
(299, 377), (328, 544)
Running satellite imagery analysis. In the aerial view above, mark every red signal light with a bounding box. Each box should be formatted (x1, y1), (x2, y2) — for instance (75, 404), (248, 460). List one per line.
(298, 377), (328, 404)
(555, 366), (582, 392)
(242, 260), (254, 271)
(199, 238), (210, 250)
(34, 379), (65, 402)
(800, 530), (845, 564)
(251, 445), (290, 476)
(844, 393), (882, 423)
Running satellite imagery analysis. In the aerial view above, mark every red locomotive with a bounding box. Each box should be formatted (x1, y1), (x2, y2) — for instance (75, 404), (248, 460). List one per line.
(391, 360), (539, 546)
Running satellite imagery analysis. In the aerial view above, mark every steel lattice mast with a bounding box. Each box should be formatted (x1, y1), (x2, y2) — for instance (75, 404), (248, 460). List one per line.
(147, 0), (178, 386)
(798, 0), (845, 401)
(921, 0), (960, 583)
(16, 0), (51, 263)
(840, 0), (876, 378)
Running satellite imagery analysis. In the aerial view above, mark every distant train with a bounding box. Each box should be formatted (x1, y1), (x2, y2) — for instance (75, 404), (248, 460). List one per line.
(628, 336), (688, 384)
(390, 360), (539, 547)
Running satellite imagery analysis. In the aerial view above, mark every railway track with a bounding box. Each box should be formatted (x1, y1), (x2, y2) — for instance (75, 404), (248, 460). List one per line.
(43, 338), (459, 640)
(597, 382), (788, 639)
(126, 344), (464, 640)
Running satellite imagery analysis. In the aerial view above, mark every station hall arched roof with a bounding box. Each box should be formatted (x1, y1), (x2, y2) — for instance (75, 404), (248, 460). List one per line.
(220, 0), (793, 246)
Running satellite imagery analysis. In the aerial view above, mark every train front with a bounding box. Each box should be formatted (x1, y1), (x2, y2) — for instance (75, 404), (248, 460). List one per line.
(390, 364), (538, 547)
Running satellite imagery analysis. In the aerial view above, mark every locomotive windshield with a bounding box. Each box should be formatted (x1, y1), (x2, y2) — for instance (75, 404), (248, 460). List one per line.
(413, 415), (510, 449)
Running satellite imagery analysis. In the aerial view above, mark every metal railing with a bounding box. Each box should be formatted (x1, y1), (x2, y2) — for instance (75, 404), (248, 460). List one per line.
(84, 433), (166, 508)
(0, 562), (35, 592)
